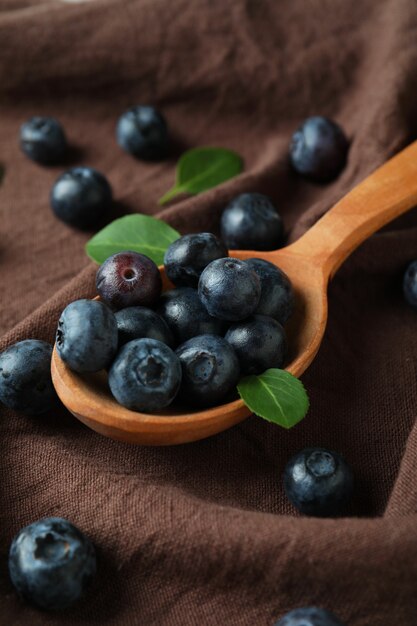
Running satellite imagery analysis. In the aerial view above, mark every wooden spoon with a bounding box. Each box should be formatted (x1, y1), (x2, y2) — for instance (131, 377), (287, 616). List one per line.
(52, 141), (417, 445)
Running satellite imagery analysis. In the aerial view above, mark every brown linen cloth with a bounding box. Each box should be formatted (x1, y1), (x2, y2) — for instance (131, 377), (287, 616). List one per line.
(0, 0), (416, 624)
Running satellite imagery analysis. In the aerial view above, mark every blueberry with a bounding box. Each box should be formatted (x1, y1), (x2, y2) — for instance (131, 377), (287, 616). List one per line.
(157, 287), (225, 344)
(0, 340), (57, 415)
(116, 105), (168, 160)
(108, 338), (181, 412)
(283, 448), (354, 517)
(289, 116), (349, 182)
(115, 306), (174, 347)
(274, 606), (345, 626)
(246, 258), (294, 324)
(220, 193), (283, 251)
(403, 260), (417, 308)
(50, 167), (112, 229)
(198, 257), (261, 321)
(164, 233), (228, 288)
(225, 315), (287, 375)
(175, 334), (239, 407)
(20, 117), (67, 165)
(96, 252), (162, 310)
(56, 299), (118, 373)
(9, 517), (96, 611)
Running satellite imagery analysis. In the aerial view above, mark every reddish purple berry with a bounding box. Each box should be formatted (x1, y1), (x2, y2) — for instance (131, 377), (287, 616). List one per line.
(96, 252), (162, 310)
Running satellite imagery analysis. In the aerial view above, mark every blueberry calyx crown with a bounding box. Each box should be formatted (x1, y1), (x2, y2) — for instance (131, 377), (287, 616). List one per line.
(56, 319), (65, 348)
(187, 351), (217, 384)
(305, 450), (337, 479)
(136, 354), (166, 387)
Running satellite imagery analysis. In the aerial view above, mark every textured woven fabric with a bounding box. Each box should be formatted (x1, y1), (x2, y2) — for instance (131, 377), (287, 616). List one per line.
(0, 1), (416, 624)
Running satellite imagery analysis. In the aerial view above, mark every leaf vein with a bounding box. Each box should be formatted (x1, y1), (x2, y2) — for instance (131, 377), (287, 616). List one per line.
(258, 378), (286, 419)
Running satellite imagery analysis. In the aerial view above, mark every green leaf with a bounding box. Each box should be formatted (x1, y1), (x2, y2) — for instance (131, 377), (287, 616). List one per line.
(85, 214), (181, 265)
(159, 147), (243, 205)
(237, 369), (309, 429)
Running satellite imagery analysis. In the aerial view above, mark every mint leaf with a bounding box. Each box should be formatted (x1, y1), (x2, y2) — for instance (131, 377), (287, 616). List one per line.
(237, 369), (309, 429)
(159, 147), (243, 205)
(86, 214), (180, 265)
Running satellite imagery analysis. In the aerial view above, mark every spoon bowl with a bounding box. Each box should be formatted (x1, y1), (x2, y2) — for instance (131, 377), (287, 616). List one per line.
(51, 255), (326, 445)
(51, 141), (417, 444)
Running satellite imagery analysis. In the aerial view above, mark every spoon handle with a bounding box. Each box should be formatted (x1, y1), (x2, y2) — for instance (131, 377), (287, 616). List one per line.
(288, 140), (417, 278)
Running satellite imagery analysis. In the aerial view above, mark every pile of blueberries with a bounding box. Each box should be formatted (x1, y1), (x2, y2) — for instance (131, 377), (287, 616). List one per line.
(1, 107), (405, 624)
(56, 237), (293, 413)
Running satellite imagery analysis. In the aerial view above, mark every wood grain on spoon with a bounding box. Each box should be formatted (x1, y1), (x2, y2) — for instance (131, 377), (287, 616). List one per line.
(51, 140), (417, 445)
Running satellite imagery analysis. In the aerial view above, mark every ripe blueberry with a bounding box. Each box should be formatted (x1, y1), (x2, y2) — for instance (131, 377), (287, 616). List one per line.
(50, 167), (112, 229)
(108, 338), (181, 412)
(116, 105), (168, 160)
(157, 287), (225, 344)
(9, 517), (96, 611)
(246, 258), (294, 324)
(403, 260), (417, 308)
(56, 299), (118, 373)
(176, 334), (240, 407)
(274, 607), (345, 626)
(96, 252), (162, 310)
(283, 448), (354, 517)
(0, 340), (57, 415)
(20, 117), (67, 165)
(289, 116), (349, 182)
(164, 233), (228, 288)
(220, 193), (283, 251)
(198, 257), (261, 321)
(225, 315), (287, 375)
(115, 306), (174, 347)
